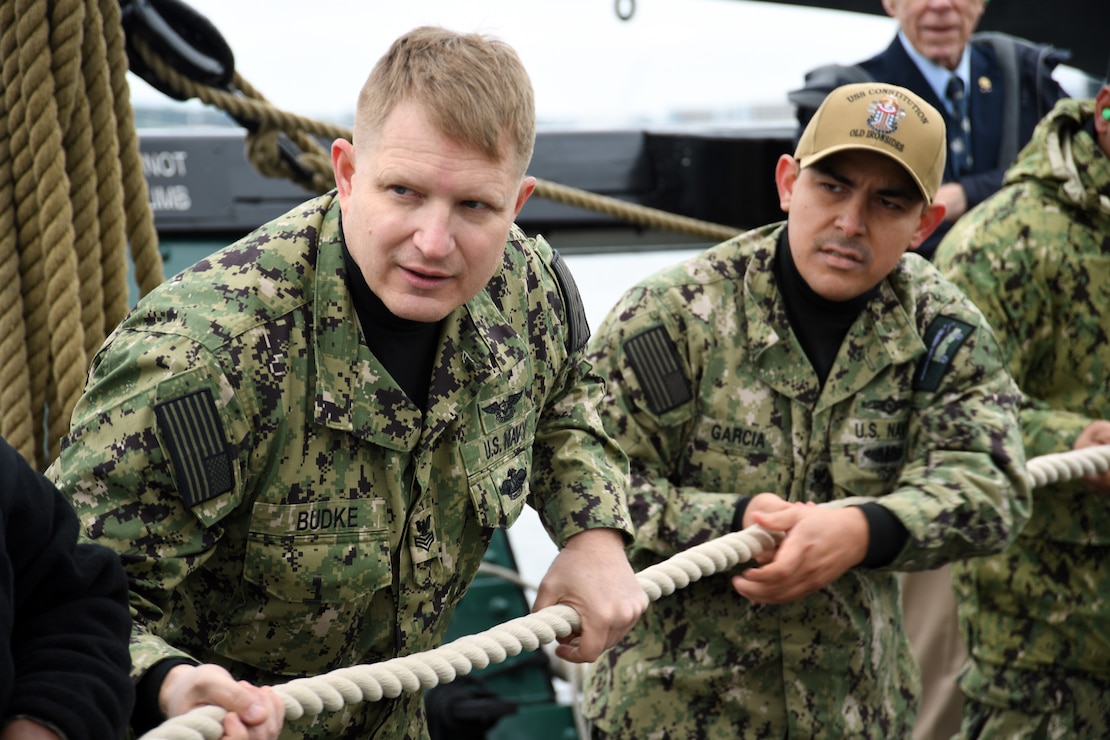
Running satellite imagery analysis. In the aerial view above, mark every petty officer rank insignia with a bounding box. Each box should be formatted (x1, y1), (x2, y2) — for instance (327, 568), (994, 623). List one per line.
(409, 504), (439, 564)
(154, 388), (234, 508)
(914, 316), (974, 392)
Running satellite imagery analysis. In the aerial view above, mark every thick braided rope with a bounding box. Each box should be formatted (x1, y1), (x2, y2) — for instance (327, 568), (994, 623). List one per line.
(1025, 443), (1110, 487)
(100, 0), (162, 323)
(128, 35), (741, 244)
(9, 0), (87, 469)
(0, 0), (163, 468)
(129, 36), (341, 195)
(38, 0), (91, 461)
(54, 0), (106, 379)
(0, 0), (36, 461)
(138, 445), (1110, 739)
(532, 178), (741, 243)
(4, 0), (54, 467)
(105, 0), (165, 304)
(138, 525), (779, 740)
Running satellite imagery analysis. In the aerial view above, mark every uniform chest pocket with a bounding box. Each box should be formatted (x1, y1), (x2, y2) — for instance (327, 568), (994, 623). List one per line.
(466, 451), (533, 530)
(244, 499), (393, 603)
(687, 416), (792, 493)
(830, 418), (909, 497)
(462, 408), (536, 531)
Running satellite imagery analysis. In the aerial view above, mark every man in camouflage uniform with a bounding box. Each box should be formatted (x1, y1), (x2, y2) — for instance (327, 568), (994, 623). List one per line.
(46, 26), (647, 739)
(933, 82), (1110, 738)
(581, 82), (1031, 738)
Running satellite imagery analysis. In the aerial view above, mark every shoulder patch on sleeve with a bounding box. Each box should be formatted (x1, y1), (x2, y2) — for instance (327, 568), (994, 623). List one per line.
(914, 316), (975, 392)
(154, 389), (233, 508)
(550, 250), (590, 353)
(624, 327), (693, 414)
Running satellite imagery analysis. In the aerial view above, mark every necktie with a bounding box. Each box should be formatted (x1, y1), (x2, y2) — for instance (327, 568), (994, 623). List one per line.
(945, 76), (973, 177)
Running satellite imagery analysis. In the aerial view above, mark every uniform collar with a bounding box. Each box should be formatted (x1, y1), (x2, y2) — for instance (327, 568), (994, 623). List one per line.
(312, 199), (525, 450)
(742, 226), (925, 408)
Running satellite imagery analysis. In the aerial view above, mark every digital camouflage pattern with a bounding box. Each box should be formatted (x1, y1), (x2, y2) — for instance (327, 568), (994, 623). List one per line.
(46, 192), (633, 738)
(581, 225), (1031, 738)
(935, 96), (1110, 734)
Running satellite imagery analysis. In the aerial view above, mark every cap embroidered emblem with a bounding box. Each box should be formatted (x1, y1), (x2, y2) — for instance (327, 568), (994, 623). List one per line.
(867, 96), (906, 136)
(794, 82), (946, 203)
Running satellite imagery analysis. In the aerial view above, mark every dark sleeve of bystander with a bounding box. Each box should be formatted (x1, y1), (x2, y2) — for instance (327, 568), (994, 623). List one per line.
(0, 437), (134, 740)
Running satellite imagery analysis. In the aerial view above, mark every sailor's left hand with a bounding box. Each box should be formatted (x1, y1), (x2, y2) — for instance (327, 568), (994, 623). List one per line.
(532, 528), (647, 663)
(731, 505), (868, 605)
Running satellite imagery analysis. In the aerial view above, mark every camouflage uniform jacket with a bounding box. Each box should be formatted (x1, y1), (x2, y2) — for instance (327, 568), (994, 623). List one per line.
(935, 97), (1110, 709)
(47, 193), (633, 738)
(582, 225), (1030, 738)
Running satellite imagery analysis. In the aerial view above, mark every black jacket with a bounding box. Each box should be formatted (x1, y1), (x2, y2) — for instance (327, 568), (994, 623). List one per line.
(0, 437), (133, 739)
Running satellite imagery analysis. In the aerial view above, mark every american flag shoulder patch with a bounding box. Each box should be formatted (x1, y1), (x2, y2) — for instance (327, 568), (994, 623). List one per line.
(154, 389), (234, 508)
(624, 327), (693, 414)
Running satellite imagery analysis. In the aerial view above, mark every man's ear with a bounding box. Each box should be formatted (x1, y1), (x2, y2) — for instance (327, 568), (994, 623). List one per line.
(1094, 85), (1110, 140)
(881, 0), (897, 18)
(513, 176), (537, 218)
(907, 202), (947, 251)
(331, 138), (355, 205)
(774, 154), (800, 214)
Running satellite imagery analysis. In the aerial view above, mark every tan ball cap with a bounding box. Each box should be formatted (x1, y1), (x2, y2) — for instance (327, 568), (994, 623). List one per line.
(794, 82), (947, 203)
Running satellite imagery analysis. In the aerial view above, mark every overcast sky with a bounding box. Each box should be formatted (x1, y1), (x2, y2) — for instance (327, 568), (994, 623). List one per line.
(127, 0), (902, 128)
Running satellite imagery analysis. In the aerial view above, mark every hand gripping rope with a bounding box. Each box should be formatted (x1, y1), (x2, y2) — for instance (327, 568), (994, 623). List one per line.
(138, 444), (1110, 740)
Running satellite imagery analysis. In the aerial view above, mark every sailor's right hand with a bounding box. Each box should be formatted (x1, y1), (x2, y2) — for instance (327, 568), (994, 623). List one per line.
(161, 664), (285, 740)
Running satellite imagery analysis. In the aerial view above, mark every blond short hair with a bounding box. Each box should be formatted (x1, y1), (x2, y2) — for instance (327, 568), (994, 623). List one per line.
(354, 26), (536, 178)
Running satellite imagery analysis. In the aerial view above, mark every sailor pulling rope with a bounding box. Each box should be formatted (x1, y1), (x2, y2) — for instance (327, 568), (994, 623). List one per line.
(5, 4), (1103, 738)
(138, 444), (1110, 740)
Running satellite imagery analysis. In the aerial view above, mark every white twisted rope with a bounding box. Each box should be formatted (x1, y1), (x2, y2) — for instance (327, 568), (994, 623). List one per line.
(1025, 443), (1110, 487)
(138, 445), (1110, 739)
(138, 526), (779, 739)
